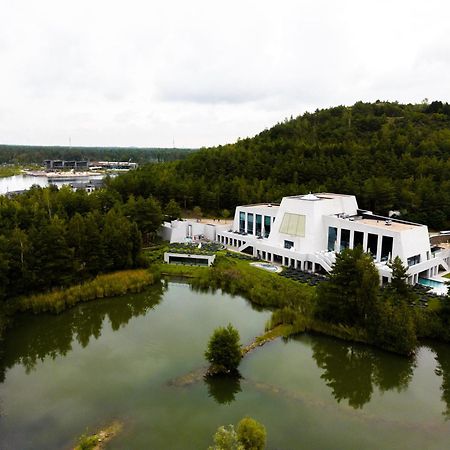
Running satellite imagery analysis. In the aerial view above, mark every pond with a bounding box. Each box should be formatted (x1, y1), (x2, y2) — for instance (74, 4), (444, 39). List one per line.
(0, 174), (104, 195)
(1, 281), (450, 449)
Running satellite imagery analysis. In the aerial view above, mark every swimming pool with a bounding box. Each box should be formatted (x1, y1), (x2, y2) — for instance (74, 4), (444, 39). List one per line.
(419, 277), (448, 295)
(250, 262), (282, 273)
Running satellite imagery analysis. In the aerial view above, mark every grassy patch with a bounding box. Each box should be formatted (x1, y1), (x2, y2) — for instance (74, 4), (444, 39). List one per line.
(74, 421), (123, 450)
(18, 269), (156, 314)
(443, 273), (450, 279)
(156, 263), (210, 278)
(0, 165), (21, 178)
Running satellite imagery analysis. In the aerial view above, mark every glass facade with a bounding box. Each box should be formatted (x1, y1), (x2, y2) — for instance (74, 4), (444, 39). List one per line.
(239, 211), (245, 233)
(247, 213), (254, 234)
(327, 227), (337, 252)
(367, 233), (378, 257)
(264, 216), (271, 238)
(340, 229), (350, 250)
(354, 231), (364, 249)
(381, 236), (393, 261)
(256, 214), (262, 236)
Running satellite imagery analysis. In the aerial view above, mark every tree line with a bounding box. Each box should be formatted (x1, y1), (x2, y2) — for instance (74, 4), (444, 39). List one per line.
(107, 100), (450, 230)
(0, 185), (166, 303)
(0, 144), (197, 165)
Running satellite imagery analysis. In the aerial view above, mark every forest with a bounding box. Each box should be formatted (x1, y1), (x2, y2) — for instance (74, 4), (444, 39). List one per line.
(0, 185), (164, 304)
(107, 100), (450, 230)
(0, 144), (196, 164)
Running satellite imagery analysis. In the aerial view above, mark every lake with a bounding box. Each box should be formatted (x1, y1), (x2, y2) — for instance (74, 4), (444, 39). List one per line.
(0, 174), (104, 195)
(1, 281), (450, 449)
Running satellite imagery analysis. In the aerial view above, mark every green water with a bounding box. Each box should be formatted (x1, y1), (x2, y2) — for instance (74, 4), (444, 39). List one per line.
(1, 281), (450, 449)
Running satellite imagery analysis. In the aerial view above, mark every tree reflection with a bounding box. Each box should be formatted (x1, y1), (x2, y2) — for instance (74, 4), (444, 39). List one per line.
(311, 336), (414, 409)
(0, 283), (163, 375)
(430, 342), (450, 419)
(204, 372), (242, 404)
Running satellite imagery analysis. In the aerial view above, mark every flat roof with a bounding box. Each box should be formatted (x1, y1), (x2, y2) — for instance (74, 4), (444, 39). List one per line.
(356, 218), (421, 232)
(239, 203), (280, 209)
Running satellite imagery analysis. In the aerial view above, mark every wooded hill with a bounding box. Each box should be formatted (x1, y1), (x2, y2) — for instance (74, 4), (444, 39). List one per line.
(109, 101), (450, 229)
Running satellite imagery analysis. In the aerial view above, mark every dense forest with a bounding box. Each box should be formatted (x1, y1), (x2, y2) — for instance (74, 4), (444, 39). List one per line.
(0, 144), (197, 164)
(108, 101), (450, 229)
(0, 185), (164, 303)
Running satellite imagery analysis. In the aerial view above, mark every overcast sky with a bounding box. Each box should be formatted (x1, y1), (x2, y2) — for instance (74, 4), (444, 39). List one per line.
(1, 0), (449, 148)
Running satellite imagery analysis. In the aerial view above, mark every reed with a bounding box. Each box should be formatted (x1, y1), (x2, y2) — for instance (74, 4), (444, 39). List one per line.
(18, 269), (155, 314)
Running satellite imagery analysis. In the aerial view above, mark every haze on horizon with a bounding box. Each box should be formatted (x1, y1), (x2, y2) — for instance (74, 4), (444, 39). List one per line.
(1, 0), (449, 149)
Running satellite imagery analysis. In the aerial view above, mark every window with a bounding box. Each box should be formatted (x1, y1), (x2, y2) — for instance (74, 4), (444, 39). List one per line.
(256, 214), (262, 236)
(284, 240), (294, 249)
(239, 211), (245, 233)
(327, 227), (337, 251)
(381, 236), (393, 261)
(264, 216), (271, 237)
(354, 231), (364, 249)
(340, 229), (350, 251)
(407, 254), (421, 266)
(247, 213), (254, 234)
(367, 233), (378, 257)
(279, 213), (306, 237)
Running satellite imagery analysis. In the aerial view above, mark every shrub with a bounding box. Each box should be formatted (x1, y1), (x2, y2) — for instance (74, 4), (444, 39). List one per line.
(205, 324), (242, 374)
(236, 417), (267, 450)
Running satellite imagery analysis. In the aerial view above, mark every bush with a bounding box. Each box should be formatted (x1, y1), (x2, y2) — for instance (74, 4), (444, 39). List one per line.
(236, 417), (267, 450)
(205, 324), (242, 374)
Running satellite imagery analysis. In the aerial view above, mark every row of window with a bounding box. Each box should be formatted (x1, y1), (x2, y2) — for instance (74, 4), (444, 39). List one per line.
(327, 227), (394, 261)
(239, 211), (273, 238)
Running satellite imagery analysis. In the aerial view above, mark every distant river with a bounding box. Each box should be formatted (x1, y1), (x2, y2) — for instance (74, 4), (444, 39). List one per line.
(1, 282), (450, 449)
(0, 173), (105, 194)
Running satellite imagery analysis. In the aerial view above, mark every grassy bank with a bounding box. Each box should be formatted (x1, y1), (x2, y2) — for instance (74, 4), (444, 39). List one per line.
(0, 165), (21, 178)
(18, 269), (156, 314)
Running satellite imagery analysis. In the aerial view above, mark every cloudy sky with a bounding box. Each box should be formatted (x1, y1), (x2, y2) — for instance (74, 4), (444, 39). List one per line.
(1, 0), (449, 148)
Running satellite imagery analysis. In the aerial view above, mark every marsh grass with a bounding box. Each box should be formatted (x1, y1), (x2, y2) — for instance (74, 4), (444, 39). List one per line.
(18, 270), (155, 314)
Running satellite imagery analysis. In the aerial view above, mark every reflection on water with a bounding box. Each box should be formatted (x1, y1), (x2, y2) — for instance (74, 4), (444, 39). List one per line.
(204, 373), (242, 404)
(0, 283), (164, 377)
(432, 342), (450, 419)
(310, 335), (415, 409)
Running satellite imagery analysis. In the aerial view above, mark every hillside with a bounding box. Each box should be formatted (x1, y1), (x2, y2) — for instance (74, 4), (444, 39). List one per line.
(108, 101), (450, 229)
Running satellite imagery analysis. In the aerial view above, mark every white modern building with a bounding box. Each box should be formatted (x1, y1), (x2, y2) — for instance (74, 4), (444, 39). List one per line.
(158, 219), (217, 243)
(215, 193), (450, 286)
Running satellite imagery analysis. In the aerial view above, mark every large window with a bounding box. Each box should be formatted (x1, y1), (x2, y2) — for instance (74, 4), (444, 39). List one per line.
(340, 229), (350, 251)
(247, 213), (254, 234)
(256, 214), (262, 236)
(381, 236), (393, 261)
(279, 213), (306, 237)
(354, 231), (364, 249)
(264, 216), (271, 238)
(327, 227), (337, 252)
(407, 254), (421, 266)
(239, 211), (245, 233)
(367, 233), (378, 257)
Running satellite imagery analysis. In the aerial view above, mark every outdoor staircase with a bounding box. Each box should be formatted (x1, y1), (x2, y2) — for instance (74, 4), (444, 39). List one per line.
(314, 251), (336, 273)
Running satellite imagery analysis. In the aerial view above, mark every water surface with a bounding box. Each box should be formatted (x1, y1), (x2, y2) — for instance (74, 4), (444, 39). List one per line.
(1, 282), (450, 449)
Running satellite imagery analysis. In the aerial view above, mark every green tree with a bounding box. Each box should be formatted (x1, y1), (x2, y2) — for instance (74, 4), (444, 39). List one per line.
(387, 256), (412, 304)
(205, 324), (242, 374)
(315, 247), (380, 327)
(193, 205), (203, 219)
(208, 425), (243, 450)
(236, 417), (267, 450)
(165, 199), (182, 221)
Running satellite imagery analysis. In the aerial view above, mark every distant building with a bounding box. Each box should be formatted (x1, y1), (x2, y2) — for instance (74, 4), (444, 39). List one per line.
(90, 161), (138, 170)
(44, 160), (89, 171)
